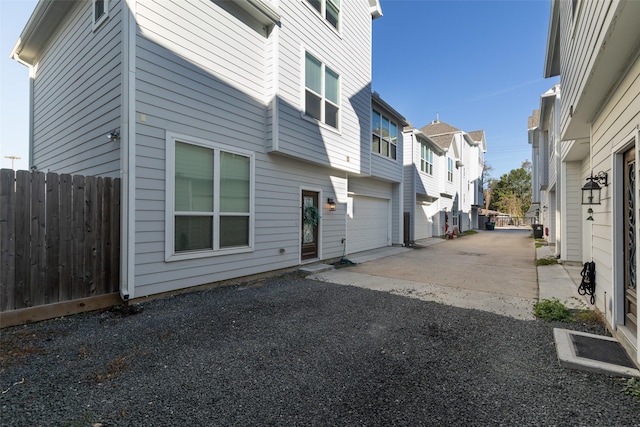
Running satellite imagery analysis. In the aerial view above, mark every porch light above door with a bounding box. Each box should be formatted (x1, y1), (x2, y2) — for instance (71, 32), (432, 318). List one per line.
(581, 171), (608, 205)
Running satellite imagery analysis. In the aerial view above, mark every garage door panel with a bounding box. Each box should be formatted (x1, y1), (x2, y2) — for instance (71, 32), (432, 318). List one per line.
(347, 196), (389, 254)
(415, 203), (434, 240)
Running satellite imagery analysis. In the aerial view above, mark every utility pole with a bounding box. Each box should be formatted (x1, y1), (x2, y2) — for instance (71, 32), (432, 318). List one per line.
(4, 155), (21, 170)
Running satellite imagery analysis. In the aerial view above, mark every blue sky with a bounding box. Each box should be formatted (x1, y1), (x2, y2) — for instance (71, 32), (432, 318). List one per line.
(1, 0), (38, 172)
(372, 0), (558, 179)
(0, 0), (558, 179)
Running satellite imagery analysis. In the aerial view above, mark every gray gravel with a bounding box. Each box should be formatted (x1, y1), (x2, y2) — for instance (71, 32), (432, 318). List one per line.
(1, 274), (639, 426)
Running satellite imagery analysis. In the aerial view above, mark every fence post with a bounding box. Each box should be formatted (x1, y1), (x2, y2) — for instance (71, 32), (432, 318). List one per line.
(0, 169), (16, 311)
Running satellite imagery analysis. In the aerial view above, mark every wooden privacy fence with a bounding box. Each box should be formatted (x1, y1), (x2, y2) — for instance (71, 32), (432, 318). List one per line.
(0, 169), (121, 317)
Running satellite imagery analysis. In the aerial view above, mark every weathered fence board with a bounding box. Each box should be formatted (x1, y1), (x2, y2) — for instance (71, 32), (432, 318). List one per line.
(46, 172), (60, 303)
(0, 169), (121, 313)
(15, 171), (30, 309)
(0, 169), (15, 310)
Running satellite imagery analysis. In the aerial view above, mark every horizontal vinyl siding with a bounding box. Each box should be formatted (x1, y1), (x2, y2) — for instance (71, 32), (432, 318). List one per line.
(128, 0), (382, 297)
(348, 177), (392, 199)
(587, 54), (640, 309)
(370, 151), (402, 183)
(416, 162), (440, 200)
(31, 0), (122, 176)
(564, 161), (582, 262)
(559, 0), (613, 139)
(133, 0), (263, 296)
(133, 153), (349, 297)
(273, 1), (372, 174)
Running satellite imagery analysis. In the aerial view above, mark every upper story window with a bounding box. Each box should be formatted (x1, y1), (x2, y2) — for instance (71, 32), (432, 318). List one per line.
(420, 143), (433, 175)
(166, 134), (254, 261)
(307, 0), (340, 30)
(447, 158), (454, 182)
(93, 0), (109, 28)
(372, 110), (398, 160)
(305, 51), (340, 129)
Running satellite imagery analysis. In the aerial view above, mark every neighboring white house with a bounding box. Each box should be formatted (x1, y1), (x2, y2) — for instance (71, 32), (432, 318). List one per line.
(544, 0), (640, 363)
(528, 84), (563, 255)
(418, 120), (486, 234)
(11, 0), (391, 300)
(402, 125), (446, 241)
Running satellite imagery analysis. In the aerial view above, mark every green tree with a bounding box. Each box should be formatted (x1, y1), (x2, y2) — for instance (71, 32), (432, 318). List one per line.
(482, 163), (494, 210)
(488, 161), (532, 217)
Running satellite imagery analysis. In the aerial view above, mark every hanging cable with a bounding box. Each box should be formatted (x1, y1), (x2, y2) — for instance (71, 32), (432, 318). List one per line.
(578, 261), (596, 305)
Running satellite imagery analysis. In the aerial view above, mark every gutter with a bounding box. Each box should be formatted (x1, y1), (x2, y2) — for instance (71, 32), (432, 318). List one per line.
(120, 0), (137, 301)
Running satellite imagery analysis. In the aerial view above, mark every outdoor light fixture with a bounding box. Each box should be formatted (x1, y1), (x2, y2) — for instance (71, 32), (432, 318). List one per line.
(107, 129), (121, 142)
(581, 171), (608, 205)
(327, 198), (336, 211)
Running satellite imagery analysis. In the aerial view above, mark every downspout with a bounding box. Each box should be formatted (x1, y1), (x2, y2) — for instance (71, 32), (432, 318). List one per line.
(120, 0), (137, 301)
(411, 132), (417, 242)
(11, 55), (35, 169)
(28, 72), (34, 170)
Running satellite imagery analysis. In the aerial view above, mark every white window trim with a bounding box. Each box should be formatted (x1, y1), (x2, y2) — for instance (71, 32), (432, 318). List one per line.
(447, 157), (454, 182)
(93, 0), (109, 31)
(371, 110), (398, 161)
(420, 143), (433, 175)
(302, 49), (341, 131)
(303, 0), (341, 35)
(165, 132), (255, 262)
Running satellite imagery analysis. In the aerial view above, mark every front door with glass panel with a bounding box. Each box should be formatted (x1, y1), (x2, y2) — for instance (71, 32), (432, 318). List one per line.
(301, 191), (319, 260)
(624, 147), (637, 334)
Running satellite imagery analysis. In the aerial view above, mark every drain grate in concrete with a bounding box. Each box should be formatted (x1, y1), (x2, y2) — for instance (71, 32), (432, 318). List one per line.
(457, 251), (485, 257)
(570, 334), (637, 369)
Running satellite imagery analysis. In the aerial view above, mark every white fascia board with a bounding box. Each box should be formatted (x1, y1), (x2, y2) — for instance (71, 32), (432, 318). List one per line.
(11, 0), (76, 65)
(369, 0), (383, 19)
(239, 0), (281, 26)
(539, 90), (557, 130)
(543, 0), (560, 78)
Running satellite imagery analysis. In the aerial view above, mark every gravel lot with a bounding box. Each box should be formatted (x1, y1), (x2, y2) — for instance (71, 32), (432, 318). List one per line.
(1, 274), (639, 426)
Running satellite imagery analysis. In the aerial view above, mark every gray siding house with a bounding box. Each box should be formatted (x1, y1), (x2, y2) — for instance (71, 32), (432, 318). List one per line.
(545, 0), (640, 364)
(11, 0), (395, 300)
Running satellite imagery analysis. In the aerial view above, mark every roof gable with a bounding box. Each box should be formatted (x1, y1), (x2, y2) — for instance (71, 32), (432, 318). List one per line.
(420, 121), (461, 137)
(429, 134), (454, 151)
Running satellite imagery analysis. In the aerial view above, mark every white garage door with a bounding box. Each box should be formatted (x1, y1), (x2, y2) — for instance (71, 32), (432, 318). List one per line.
(347, 196), (389, 254)
(415, 203), (432, 240)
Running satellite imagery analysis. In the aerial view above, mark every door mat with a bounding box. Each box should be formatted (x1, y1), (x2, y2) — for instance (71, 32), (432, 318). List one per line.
(553, 328), (640, 377)
(570, 333), (637, 369)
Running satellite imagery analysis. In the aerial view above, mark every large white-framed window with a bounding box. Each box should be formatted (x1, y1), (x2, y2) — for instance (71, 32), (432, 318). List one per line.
(305, 51), (340, 129)
(420, 143), (433, 175)
(306, 0), (340, 30)
(93, 0), (109, 29)
(165, 132), (254, 261)
(447, 158), (454, 182)
(372, 110), (398, 160)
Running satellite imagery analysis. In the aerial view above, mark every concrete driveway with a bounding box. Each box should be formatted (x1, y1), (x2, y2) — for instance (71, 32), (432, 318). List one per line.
(309, 229), (539, 319)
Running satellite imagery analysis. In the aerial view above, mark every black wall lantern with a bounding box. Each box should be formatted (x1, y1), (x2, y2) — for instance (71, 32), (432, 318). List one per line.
(327, 198), (336, 211)
(581, 171), (608, 205)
